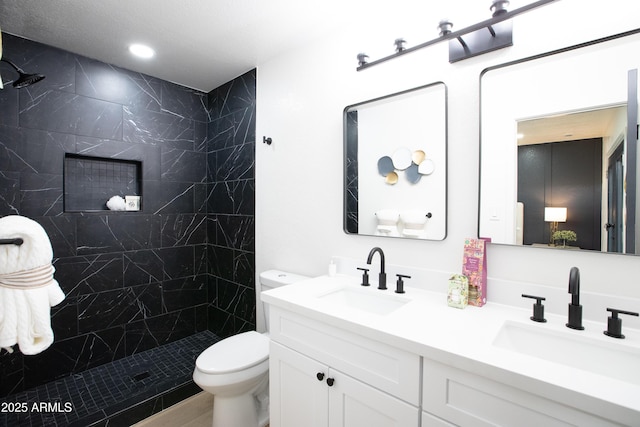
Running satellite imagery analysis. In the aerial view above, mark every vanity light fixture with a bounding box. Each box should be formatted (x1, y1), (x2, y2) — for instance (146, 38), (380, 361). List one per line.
(357, 53), (369, 67)
(438, 19), (453, 37)
(356, 0), (559, 70)
(490, 0), (511, 17)
(129, 43), (155, 59)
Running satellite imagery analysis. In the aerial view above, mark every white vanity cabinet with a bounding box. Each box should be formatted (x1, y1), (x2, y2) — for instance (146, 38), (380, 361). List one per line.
(268, 307), (421, 427)
(263, 275), (640, 427)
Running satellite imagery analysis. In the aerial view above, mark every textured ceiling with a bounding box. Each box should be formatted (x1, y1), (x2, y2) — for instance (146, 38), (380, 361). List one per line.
(0, 0), (368, 92)
(518, 106), (627, 146)
(0, 1), (534, 92)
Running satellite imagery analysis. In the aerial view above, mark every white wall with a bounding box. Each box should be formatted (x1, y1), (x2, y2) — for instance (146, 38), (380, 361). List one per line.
(255, 0), (640, 330)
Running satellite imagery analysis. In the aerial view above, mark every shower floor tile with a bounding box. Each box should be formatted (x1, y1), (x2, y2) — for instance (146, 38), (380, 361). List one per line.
(0, 331), (219, 427)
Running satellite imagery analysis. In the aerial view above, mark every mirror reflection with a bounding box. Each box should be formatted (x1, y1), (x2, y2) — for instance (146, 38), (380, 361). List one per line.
(344, 82), (447, 240)
(480, 30), (640, 255)
(517, 106), (626, 251)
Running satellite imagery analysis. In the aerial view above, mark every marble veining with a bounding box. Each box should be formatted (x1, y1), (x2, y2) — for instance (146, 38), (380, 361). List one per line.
(162, 276), (208, 313)
(0, 172), (20, 216)
(124, 308), (197, 355)
(207, 71), (256, 119)
(54, 253), (124, 296)
(207, 107), (255, 152)
(19, 90), (124, 140)
(149, 181), (195, 215)
(75, 57), (162, 111)
(208, 181), (235, 214)
(123, 105), (194, 148)
(160, 81), (209, 123)
(0, 34), (256, 400)
(78, 284), (162, 333)
(19, 128), (76, 174)
(0, 86), (18, 126)
(20, 173), (64, 217)
(216, 277), (256, 323)
(160, 214), (207, 247)
(215, 143), (255, 181)
(2, 33), (76, 96)
(161, 147), (207, 183)
(124, 250), (165, 286)
(216, 215), (255, 252)
(76, 215), (161, 255)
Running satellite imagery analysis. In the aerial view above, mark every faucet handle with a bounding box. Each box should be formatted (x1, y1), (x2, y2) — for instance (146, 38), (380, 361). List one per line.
(604, 308), (639, 339)
(357, 267), (370, 286)
(395, 274), (411, 294)
(521, 294), (547, 323)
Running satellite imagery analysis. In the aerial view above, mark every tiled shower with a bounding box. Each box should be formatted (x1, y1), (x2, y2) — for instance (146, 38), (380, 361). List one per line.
(0, 33), (256, 422)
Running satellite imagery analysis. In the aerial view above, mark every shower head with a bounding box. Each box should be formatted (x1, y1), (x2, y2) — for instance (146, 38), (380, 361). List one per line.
(0, 58), (46, 88)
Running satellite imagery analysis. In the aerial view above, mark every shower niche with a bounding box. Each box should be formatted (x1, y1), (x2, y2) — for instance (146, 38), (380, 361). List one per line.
(63, 154), (142, 212)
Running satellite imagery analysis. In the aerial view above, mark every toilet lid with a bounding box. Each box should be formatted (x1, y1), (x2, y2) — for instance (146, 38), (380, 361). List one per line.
(196, 331), (269, 374)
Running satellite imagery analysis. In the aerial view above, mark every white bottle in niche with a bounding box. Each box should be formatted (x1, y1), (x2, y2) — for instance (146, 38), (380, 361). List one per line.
(125, 196), (141, 211)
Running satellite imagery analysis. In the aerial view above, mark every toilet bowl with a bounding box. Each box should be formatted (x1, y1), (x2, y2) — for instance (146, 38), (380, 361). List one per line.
(193, 270), (309, 427)
(193, 331), (270, 427)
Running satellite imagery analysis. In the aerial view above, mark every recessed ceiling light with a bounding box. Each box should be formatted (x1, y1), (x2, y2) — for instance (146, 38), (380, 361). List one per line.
(129, 44), (155, 59)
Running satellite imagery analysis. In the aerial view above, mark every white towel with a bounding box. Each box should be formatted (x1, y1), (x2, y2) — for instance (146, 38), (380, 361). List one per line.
(0, 215), (65, 355)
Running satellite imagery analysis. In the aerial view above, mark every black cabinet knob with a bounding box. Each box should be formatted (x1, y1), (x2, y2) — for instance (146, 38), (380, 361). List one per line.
(316, 372), (325, 381)
(326, 377), (335, 387)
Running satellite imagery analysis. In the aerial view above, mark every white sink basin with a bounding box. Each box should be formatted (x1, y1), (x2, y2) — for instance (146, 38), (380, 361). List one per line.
(493, 320), (640, 385)
(317, 286), (410, 316)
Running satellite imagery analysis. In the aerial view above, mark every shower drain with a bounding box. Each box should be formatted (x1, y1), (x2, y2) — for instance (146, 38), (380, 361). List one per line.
(132, 371), (151, 382)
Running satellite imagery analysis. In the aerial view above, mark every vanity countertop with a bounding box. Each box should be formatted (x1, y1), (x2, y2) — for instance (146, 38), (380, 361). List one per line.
(262, 274), (640, 419)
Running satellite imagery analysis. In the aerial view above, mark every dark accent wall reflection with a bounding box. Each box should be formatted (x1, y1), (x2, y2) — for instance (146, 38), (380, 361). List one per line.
(0, 34), (256, 397)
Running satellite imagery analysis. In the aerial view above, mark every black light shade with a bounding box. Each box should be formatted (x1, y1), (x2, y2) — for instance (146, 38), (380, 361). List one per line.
(491, 0), (510, 17)
(1, 58), (46, 88)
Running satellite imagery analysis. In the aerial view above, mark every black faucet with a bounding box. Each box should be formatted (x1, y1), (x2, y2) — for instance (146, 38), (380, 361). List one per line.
(366, 247), (387, 290)
(566, 266), (584, 330)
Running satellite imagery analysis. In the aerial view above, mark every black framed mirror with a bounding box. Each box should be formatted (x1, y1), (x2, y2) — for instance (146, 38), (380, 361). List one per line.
(479, 29), (640, 254)
(344, 82), (447, 240)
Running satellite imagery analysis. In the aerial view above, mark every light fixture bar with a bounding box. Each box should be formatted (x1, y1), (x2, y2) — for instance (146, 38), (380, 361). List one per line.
(357, 0), (559, 71)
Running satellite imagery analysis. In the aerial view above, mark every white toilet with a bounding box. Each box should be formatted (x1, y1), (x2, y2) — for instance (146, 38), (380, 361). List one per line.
(193, 270), (309, 427)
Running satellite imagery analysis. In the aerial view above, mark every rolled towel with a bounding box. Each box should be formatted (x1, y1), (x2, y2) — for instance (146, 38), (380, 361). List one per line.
(0, 215), (65, 355)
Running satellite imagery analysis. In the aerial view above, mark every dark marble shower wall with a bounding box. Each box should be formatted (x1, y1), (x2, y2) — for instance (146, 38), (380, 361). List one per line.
(206, 71), (257, 337)
(0, 34), (256, 397)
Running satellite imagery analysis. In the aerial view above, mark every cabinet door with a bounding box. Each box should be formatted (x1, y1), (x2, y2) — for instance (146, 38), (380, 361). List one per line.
(423, 358), (626, 427)
(328, 368), (419, 427)
(270, 342), (328, 427)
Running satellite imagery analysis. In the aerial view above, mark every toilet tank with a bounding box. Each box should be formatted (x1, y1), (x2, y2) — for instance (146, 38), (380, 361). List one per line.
(259, 270), (309, 332)
(259, 270), (309, 292)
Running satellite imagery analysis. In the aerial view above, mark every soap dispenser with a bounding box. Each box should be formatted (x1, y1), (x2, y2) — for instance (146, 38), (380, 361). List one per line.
(328, 260), (337, 277)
